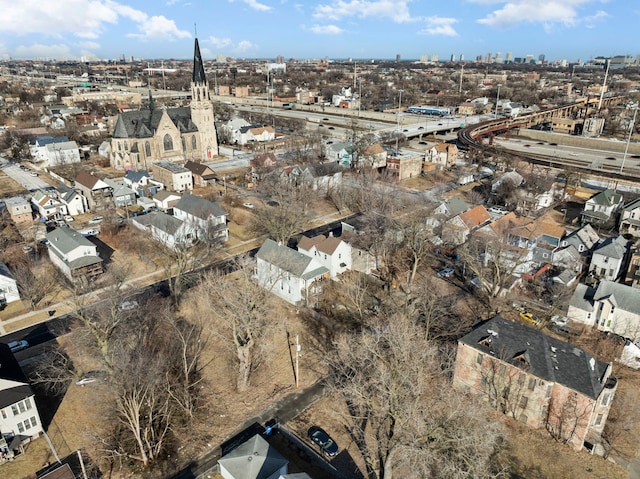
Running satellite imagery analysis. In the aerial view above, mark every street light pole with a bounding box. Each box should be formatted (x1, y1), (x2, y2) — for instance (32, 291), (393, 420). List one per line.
(620, 104), (638, 175)
(395, 89), (403, 153)
(495, 84), (502, 118)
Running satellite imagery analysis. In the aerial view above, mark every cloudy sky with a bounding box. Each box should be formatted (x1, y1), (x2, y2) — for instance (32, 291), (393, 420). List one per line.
(0, 0), (635, 61)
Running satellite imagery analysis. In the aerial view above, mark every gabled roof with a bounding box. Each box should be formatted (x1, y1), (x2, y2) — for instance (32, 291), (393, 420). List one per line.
(134, 211), (184, 236)
(0, 343), (34, 409)
(153, 190), (181, 202)
(622, 197), (640, 212)
(593, 280), (640, 314)
(174, 193), (227, 219)
(55, 183), (80, 203)
(298, 234), (344, 255)
(444, 197), (470, 216)
(218, 434), (288, 479)
(565, 224), (601, 250)
(184, 160), (216, 178)
(458, 205), (491, 229)
(74, 171), (109, 190)
(45, 227), (95, 254)
(460, 316), (610, 399)
(257, 239), (327, 277)
(124, 170), (151, 183)
(112, 106), (198, 139)
(587, 189), (623, 207)
(593, 235), (628, 259)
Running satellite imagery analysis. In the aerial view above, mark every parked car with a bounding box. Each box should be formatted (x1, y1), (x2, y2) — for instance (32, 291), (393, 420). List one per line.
(75, 370), (107, 386)
(519, 311), (541, 325)
(242, 202), (255, 209)
(437, 267), (455, 278)
(118, 300), (139, 311)
(7, 340), (29, 353)
(308, 426), (339, 457)
(29, 171), (38, 177)
(79, 228), (99, 237)
(63, 215), (74, 222)
(488, 206), (507, 215)
(88, 216), (104, 225)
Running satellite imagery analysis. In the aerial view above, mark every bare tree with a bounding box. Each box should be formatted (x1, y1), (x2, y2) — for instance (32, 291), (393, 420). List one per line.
(195, 257), (275, 391)
(13, 260), (60, 310)
(326, 314), (507, 479)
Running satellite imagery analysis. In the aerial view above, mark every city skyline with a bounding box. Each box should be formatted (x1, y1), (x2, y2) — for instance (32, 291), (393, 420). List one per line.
(0, 0), (637, 62)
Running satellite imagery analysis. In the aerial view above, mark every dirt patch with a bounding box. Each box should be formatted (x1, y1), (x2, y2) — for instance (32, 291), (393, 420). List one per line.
(0, 173), (27, 197)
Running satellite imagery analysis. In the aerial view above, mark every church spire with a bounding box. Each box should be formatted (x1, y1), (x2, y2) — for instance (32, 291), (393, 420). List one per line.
(147, 83), (155, 112)
(192, 37), (206, 84)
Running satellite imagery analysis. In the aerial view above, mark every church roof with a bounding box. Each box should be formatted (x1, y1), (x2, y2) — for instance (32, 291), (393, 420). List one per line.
(192, 38), (207, 84)
(113, 107), (198, 139)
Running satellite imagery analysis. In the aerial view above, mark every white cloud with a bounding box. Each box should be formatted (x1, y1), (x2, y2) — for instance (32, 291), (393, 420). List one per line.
(236, 41), (256, 53)
(228, 0), (272, 12)
(584, 10), (608, 28)
(0, 1), (189, 42)
(313, 0), (415, 23)
(310, 24), (344, 34)
(79, 41), (101, 50)
(208, 36), (233, 49)
(127, 16), (191, 41)
(419, 16), (459, 36)
(14, 43), (77, 60)
(473, 0), (597, 28)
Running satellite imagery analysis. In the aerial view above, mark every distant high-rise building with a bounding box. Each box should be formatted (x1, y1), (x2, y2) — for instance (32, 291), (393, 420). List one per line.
(538, 54), (546, 63)
(451, 54), (456, 62)
(525, 54), (534, 64)
(505, 52), (513, 63)
(276, 55), (284, 63)
(476, 55), (483, 62)
(495, 52), (503, 64)
(395, 54), (401, 63)
(459, 54), (464, 62)
(119, 53), (125, 63)
(420, 54), (429, 63)
(485, 53), (492, 63)
(430, 54), (439, 62)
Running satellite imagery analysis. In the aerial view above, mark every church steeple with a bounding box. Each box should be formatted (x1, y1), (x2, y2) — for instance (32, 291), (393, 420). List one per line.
(147, 83), (155, 112)
(192, 37), (206, 85)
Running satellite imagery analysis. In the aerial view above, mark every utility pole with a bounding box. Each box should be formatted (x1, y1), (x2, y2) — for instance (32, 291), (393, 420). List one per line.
(597, 59), (610, 113)
(295, 334), (301, 389)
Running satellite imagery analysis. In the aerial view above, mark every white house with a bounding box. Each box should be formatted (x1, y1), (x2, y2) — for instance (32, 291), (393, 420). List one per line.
(43, 141), (81, 167)
(45, 227), (103, 281)
(326, 142), (355, 166)
(0, 262), (20, 306)
(173, 193), (228, 244)
(55, 184), (89, 216)
(426, 143), (458, 169)
(568, 281), (640, 340)
(218, 434), (288, 479)
(589, 235), (629, 282)
(582, 189), (623, 226)
(131, 211), (192, 250)
(0, 343), (44, 450)
(619, 198), (640, 237)
(152, 191), (181, 211)
(297, 234), (352, 278)
(255, 239), (329, 306)
(31, 190), (65, 220)
(152, 161), (193, 193)
(357, 143), (387, 169)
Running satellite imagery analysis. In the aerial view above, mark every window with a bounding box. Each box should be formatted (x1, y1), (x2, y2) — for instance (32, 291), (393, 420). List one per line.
(163, 134), (173, 151)
(528, 378), (536, 391)
(11, 405), (18, 416)
(191, 136), (197, 150)
(25, 398), (31, 410)
(476, 353), (483, 365)
(24, 419), (31, 430)
(17, 422), (24, 433)
(145, 141), (151, 157)
(517, 373), (525, 386)
(595, 414), (603, 426)
(519, 396), (529, 409)
(1, 409), (5, 419)
(602, 393), (610, 407)
(30, 416), (37, 427)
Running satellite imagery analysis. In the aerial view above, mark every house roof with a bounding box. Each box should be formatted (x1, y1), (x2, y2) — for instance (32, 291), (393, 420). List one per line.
(588, 189), (623, 207)
(134, 211), (184, 236)
(569, 283), (597, 312)
(74, 171), (108, 190)
(153, 190), (181, 202)
(0, 343), (34, 409)
(184, 160), (216, 178)
(361, 143), (385, 156)
(459, 316), (610, 399)
(55, 183), (79, 203)
(444, 197), (470, 217)
(458, 205), (491, 229)
(218, 434), (288, 479)
(257, 239), (328, 277)
(0, 261), (15, 280)
(153, 160), (190, 174)
(593, 235), (628, 260)
(297, 234), (344, 255)
(124, 170), (150, 183)
(46, 226), (96, 255)
(174, 193), (227, 219)
(622, 197), (640, 212)
(593, 280), (640, 314)
(566, 224), (601, 250)
(112, 107), (197, 139)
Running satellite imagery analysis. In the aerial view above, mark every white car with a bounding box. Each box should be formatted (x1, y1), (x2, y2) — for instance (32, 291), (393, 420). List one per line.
(118, 300), (139, 311)
(88, 216), (104, 225)
(242, 202), (255, 209)
(75, 370), (107, 386)
(488, 206), (507, 215)
(63, 215), (74, 222)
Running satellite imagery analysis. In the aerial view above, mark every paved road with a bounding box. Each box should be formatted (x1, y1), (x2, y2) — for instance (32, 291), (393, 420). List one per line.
(0, 161), (50, 191)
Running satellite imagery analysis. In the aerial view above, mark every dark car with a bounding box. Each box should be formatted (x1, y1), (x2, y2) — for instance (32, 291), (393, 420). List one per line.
(437, 267), (455, 278)
(308, 426), (339, 457)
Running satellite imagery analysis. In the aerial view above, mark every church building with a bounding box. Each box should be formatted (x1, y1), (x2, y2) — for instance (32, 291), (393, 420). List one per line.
(110, 38), (219, 171)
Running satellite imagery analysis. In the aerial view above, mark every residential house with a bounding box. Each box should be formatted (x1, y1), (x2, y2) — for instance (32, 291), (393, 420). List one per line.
(173, 193), (228, 244)
(453, 316), (617, 453)
(184, 160), (217, 187)
(222, 118), (251, 145)
(152, 190), (182, 211)
(434, 197), (471, 218)
(0, 343), (44, 453)
(131, 211), (192, 250)
(255, 239), (329, 306)
(568, 281), (640, 340)
(491, 170), (524, 193)
(297, 234), (352, 278)
(624, 241), (640, 288)
(74, 171), (111, 210)
(357, 143), (387, 169)
(152, 161), (193, 192)
(103, 178), (137, 208)
(0, 262), (20, 307)
(280, 164), (342, 192)
(326, 142), (355, 166)
(31, 190), (64, 220)
(340, 221), (377, 274)
(5, 196), (32, 227)
(235, 124), (275, 146)
(55, 184), (88, 216)
(442, 205), (491, 245)
(29, 136), (80, 167)
(562, 224), (601, 256)
(426, 143), (458, 169)
(618, 198), (640, 237)
(45, 227), (103, 281)
(385, 151), (423, 181)
(218, 434), (288, 479)
(581, 189), (623, 226)
(588, 235), (629, 282)
(551, 245), (584, 277)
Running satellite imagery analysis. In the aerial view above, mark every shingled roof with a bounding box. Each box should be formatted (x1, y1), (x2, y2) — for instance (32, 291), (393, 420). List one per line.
(460, 316), (611, 399)
(112, 107), (198, 139)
